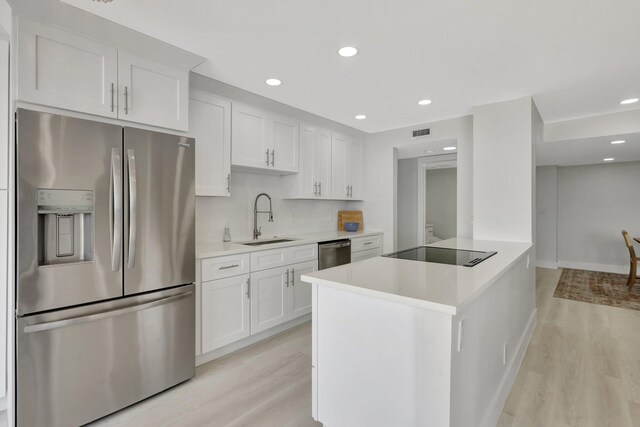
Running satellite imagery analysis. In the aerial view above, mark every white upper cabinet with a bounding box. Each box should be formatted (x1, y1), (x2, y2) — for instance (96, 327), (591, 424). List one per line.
(286, 123), (332, 199)
(316, 128), (333, 199)
(271, 114), (299, 173)
(16, 17), (191, 131)
(232, 103), (270, 169)
(331, 132), (350, 199)
(348, 138), (364, 200)
(189, 90), (231, 196)
(17, 18), (118, 119)
(231, 103), (299, 174)
(118, 51), (189, 131)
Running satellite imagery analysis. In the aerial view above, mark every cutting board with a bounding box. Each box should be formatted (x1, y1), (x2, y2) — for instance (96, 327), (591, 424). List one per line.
(338, 210), (363, 231)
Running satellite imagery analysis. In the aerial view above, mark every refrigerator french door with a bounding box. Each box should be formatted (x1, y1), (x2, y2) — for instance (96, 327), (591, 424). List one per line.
(16, 109), (196, 427)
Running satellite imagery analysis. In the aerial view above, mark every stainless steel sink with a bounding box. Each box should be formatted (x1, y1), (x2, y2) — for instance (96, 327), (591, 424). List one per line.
(240, 238), (296, 246)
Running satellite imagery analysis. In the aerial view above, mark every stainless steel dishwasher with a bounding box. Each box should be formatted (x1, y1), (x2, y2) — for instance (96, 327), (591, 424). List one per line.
(318, 239), (351, 270)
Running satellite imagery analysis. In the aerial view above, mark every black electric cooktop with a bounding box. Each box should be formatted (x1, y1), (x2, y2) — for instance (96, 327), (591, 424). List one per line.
(382, 246), (497, 267)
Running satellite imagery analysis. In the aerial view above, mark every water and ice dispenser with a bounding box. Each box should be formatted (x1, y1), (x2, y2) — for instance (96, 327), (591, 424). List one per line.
(37, 189), (94, 265)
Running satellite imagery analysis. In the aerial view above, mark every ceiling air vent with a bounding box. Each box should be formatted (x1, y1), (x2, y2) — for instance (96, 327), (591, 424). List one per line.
(412, 128), (430, 139)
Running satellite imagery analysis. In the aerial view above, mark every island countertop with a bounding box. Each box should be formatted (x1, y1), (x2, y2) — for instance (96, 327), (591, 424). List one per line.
(301, 238), (533, 315)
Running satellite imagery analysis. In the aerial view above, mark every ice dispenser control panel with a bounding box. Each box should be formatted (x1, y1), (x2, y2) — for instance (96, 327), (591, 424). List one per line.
(37, 189), (95, 266)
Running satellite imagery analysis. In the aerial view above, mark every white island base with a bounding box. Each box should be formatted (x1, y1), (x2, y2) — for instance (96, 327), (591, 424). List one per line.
(303, 239), (535, 427)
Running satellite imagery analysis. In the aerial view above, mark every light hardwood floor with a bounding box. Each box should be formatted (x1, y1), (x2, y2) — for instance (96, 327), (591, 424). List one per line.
(498, 268), (640, 427)
(89, 267), (640, 427)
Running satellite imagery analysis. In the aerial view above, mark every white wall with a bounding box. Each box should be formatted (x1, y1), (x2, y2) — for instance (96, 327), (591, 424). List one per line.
(555, 161), (640, 273)
(473, 96), (539, 242)
(196, 171), (356, 245)
(535, 166), (558, 268)
(425, 168), (457, 240)
(396, 158), (419, 250)
(364, 115), (473, 253)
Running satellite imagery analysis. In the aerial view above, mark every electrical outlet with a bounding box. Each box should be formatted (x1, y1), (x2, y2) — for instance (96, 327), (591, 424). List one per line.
(457, 318), (465, 352)
(502, 343), (507, 365)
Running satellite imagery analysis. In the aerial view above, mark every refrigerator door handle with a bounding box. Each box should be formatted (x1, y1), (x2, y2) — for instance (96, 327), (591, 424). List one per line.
(23, 291), (193, 334)
(127, 149), (137, 269)
(110, 148), (122, 271)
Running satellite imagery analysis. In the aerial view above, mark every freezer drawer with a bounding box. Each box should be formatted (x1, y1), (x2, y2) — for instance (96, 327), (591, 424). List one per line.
(17, 285), (195, 427)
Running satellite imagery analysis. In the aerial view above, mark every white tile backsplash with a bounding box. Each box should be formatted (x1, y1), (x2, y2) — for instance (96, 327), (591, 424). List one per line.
(196, 170), (361, 245)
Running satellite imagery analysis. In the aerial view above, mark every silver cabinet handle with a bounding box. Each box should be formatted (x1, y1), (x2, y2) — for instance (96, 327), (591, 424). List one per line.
(24, 291), (193, 334)
(291, 268), (295, 286)
(363, 242), (373, 245)
(227, 173), (231, 193)
(271, 149), (275, 166)
(318, 182), (322, 197)
(265, 149), (270, 166)
(349, 185), (353, 198)
(110, 83), (115, 112)
(286, 269), (290, 287)
(110, 148), (122, 272)
(124, 86), (129, 115)
(219, 264), (239, 270)
(127, 149), (137, 269)
(346, 185), (349, 198)
(246, 278), (251, 299)
(314, 182), (318, 196)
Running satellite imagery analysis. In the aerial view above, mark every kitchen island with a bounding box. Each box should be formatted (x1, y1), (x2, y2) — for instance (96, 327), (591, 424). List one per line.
(302, 239), (535, 427)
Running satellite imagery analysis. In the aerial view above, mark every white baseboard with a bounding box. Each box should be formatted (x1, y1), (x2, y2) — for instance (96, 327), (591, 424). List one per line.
(536, 260), (558, 269)
(558, 260), (628, 275)
(196, 314), (311, 366)
(481, 308), (537, 427)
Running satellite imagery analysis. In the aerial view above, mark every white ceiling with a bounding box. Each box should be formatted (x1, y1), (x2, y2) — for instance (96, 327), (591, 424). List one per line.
(60, 0), (640, 133)
(537, 133), (640, 166)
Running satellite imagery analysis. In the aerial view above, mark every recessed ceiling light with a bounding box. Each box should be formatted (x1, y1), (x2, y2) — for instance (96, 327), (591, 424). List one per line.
(603, 158), (614, 162)
(355, 114), (366, 120)
(265, 78), (282, 86)
(418, 99), (432, 106)
(620, 98), (639, 105)
(610, 140), (626, 144)
(338, 46), (358, 57)
(443, 146), (457, 151)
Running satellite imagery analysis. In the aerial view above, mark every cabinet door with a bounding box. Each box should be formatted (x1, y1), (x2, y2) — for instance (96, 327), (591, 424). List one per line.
(316, 128), (333, 199)
(118, 51), (189, 131)
(17, 18), (118, 118)
(201, 274), (251, 353)
(297, 124), (318, 198)
(250, 267), (288, 334)
(232, 103), (270, 169)
(288, 261), (316, 319)
(331, 132), (350, 199)
(271, 114), (299, 173)
(348, 138), (363, 200)
(190, 91), (231, 196)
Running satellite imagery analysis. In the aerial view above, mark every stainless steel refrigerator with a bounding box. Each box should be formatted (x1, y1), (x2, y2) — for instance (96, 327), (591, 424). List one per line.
(16, 109), (196, 427)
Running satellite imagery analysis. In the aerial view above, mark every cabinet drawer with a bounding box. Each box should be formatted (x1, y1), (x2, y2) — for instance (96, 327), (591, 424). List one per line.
(201, 253), (250, 281)
(251, 248), (287, 272)
(351, 234), (382, 253)
(288, 244), (318, 264)
(251, 244), (318, 272)
(351, 247), (381, 263)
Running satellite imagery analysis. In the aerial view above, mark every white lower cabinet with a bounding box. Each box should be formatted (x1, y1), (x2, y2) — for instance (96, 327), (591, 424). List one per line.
(289, 261), (316, 318)
(201, 274), (251, 353)
(250, 260), (317, 335)
(199, 245), (319, 356)
(250, 266), (289, 334)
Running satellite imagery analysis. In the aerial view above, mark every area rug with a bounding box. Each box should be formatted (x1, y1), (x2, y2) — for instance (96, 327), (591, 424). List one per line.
(554, 268), (640, 311)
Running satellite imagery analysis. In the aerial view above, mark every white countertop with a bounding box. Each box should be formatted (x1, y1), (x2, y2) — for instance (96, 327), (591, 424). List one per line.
(196, 230), (383, 259)
(301, 238), (533, 315)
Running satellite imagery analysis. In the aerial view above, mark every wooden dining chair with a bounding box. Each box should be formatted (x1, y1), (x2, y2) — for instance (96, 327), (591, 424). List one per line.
(622, 230), (639, 290)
